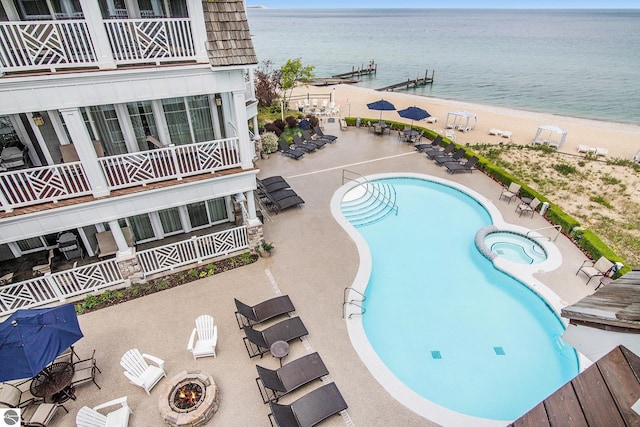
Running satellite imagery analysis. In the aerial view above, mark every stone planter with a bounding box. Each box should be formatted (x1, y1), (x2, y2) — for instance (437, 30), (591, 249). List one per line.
(261, 153), (270, 160)
(258, 251), (271, 258)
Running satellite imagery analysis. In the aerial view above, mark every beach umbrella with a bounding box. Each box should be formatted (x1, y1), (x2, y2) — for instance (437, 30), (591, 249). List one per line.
(367, 99), (396, 122)
(397, 106), (431, 129)
(0, 303), (83, 381)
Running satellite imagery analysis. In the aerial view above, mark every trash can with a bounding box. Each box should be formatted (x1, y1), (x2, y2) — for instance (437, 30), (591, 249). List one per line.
(540, 201), (549, 216)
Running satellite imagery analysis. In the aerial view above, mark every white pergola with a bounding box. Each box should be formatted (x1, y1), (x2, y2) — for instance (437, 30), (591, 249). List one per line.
(532, 125), (567, 149)
(445, 111), (477, 133)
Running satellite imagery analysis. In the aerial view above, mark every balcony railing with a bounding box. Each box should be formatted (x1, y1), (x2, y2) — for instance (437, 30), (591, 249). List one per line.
(0, 20), (98, 72)
(104, 18), (194, 64)
(98, 138), (241, 190)
(0, 17), (195, 73)
(0, 138), (241, 212)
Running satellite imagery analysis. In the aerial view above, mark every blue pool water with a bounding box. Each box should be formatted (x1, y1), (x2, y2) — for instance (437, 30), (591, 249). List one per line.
(347, 177), (578, 421)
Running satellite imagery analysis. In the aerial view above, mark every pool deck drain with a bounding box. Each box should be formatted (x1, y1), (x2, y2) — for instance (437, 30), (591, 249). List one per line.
(430, 350), (442, 359)
(493, 346), (506, 356)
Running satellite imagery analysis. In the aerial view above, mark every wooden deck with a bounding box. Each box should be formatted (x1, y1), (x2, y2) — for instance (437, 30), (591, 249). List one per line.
(561, 268), (640, 332)
(510, 345), (640, 427)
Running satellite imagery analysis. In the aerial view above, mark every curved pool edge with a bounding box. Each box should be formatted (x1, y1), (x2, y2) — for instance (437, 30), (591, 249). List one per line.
(330, 172), (583, 427)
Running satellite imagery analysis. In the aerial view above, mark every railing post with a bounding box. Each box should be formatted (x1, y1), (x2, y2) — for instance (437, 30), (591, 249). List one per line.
(79, 0), (117, 69)
(192, 236), (202, 263)
(188, 0), (211, 64)
(170, 145), (183, 180)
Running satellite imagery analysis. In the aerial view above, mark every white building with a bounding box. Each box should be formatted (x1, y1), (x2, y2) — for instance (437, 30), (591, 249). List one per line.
(0, 0), (261, 313)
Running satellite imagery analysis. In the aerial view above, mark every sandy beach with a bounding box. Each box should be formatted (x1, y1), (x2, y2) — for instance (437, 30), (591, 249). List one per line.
(292, 84), (640, 161)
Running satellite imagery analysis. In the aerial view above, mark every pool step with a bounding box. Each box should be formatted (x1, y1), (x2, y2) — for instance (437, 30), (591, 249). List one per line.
(341, 182), (397, 227)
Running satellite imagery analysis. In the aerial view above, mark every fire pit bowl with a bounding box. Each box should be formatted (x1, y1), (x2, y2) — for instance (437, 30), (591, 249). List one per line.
(159, 370), (219, 426)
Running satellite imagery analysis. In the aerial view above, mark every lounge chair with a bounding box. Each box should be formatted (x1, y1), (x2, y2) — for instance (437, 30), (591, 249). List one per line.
(313, 126), (337, 142)
(235, 295), (296, 328)
(278, 139), (304, 160)
(595, 147), (608, 156)
(515, 197), (541, 218)
(21, 401), (67, 427)
(242, 317), (308, 358)
(434, 148), (465, 165)
(426, 142), (455, 159)
(445, 156), (478, 174)
(576, 256), (615, 285)
(260, 176), (290, 187)
(257, 177), (290, 193)
(301, 130), (328, 148)
(290, 135), (317, 153)
(267, 382), (348, 427)
(256, 352), (329, 403)
(261, 189), (305, 214)
(415, 135), (442, 152)
(499, 182), (521, 204)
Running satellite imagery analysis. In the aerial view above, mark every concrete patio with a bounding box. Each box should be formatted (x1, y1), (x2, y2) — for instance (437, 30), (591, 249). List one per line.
(47, 121), (595, 427)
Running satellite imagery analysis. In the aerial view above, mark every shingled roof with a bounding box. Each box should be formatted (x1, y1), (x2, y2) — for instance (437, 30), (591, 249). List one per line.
(202, 0), (258, 66)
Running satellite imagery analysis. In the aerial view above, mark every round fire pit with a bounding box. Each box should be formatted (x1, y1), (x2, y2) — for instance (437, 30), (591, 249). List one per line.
(159, 370), (219, 426)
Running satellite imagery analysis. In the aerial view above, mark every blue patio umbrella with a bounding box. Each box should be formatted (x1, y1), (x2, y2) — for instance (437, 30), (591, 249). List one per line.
(397, 106), (431, 129)
(0, 303), (83, 381)
(367, 99), (396, 122)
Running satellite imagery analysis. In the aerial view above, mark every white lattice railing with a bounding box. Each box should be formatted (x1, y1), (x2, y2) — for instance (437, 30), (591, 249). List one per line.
(0, 162), (92, 212)
(137, 226), (249, 277)
(0, 259), (123, 315)
(104, 18), (195, 64)
(0, 20), (97, 72)
(99, 138), (241, 190)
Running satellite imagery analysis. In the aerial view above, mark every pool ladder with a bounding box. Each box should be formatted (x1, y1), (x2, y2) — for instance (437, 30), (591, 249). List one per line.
(526, 224), (562, 241)
(342, 287), (366, 319)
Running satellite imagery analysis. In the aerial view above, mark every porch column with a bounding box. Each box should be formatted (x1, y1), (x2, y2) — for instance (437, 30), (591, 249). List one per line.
(189, 0), (212, 63)
(231, 90), (253, 169)
(79, 0), (117, 70)
(245, 190), (257, 222)
(108, 220), (132, 257)
(59, 107), (110, 197)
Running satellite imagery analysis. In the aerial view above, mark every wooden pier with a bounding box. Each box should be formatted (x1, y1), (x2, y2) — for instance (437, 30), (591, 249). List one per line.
(376, 69), (434, 92)
(332, 60), (377, 79)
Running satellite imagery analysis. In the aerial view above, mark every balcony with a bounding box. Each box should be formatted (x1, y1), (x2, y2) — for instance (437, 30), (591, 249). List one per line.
(0, 138), (241, 212)
(0, 16), (198, 74)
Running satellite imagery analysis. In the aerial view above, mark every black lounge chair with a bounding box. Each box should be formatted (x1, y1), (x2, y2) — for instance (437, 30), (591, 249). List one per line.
(234, 295), (296, 328)
(415, 135), (442, 152)
(434, 148), (466, 165)
(260, 176), (289, 187)
(256, 352), (329, 403)
(426, 142), (455, 159)
(243, 317), (309, 358)
(446, 156), (479, 173)
(268, 382), (348, 427)
(257, 177), (290, 193)
(285, 135), (313, 153)
(262, 189), (305, 214)
(313, 126), (337, 142)
(278, 139), (304, 160)
(301, 130), (328, 148)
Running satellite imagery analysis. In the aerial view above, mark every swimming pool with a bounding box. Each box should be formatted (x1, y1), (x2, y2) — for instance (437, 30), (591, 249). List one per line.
(334, 175), (579, 424)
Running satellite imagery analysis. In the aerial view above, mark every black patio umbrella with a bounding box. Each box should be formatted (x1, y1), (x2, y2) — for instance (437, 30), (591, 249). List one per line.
(367, 99), (396, 122)
(397, 106), (431, 129)
(0, 303), (83, 381)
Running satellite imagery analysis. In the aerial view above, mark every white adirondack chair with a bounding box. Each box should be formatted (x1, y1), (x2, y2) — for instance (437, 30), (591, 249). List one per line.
(120, 349), (165, 395)
(187, 315), (218, 360)
(76, 396), (132, 427)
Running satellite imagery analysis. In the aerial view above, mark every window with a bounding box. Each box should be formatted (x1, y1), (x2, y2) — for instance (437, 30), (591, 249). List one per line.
(89, 105), (127, 155)
(158, 208), (183, 235)
(127, 101), (158, 150)
(16, 0), (51, 20)
(125, 214), (155, 241)
(162, 96), (214, 146)
(187, 198), (228, 230)
(98, 0), (128, 19)
(51, 0), (83, 19)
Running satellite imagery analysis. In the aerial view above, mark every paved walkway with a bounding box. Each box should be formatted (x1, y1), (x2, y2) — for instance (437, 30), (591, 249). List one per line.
(49, 122), (595, 427)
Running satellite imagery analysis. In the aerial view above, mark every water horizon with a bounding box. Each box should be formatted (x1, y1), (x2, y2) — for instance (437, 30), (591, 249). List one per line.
(247, 8), (640, 125)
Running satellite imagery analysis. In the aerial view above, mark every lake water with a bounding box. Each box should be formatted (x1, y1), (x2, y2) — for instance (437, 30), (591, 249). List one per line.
(246, 9), (640, 124)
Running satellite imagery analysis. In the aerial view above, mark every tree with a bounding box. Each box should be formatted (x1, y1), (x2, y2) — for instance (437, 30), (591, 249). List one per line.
(254, 60), (282, 108)
(280, 58), (315, 108)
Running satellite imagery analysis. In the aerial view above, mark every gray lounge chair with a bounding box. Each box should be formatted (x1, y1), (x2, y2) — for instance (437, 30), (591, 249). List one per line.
(434, 148), (466, 165)
(290, 134), (317, 153)
(234, 295), (296, 328)
(257, 178), (290, 193)
(268, 382), (348, 427)
(260, 176), (289, 187)
(415, 135), (442, 152)
(313, 126), (337, 142)
(262, 190), (305, 214)
(446, 156), (479, 173)
(243, 317), (309, 358)
(278, 139), (304, 160)
(301, 130), (328, 148)
(426, 142), (455, 159)
(256, 352), (329, 403)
